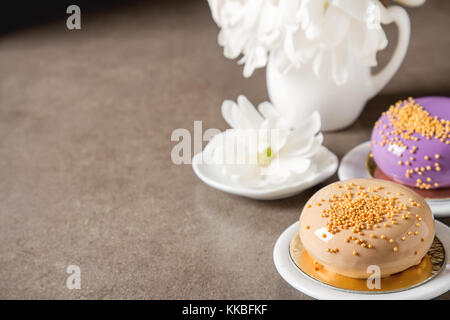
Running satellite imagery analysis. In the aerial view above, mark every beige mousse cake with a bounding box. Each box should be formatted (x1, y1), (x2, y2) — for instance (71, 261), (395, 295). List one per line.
(299, 178), (435, 279)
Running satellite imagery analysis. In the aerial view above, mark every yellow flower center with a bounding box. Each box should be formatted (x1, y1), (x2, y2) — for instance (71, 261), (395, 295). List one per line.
(258, 147), (275, 167)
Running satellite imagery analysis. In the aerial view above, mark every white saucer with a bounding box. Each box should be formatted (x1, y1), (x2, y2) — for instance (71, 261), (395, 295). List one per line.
(273, 221), (450, 300)
(338, 141), (450, 217)
(192, 146), (338, 200)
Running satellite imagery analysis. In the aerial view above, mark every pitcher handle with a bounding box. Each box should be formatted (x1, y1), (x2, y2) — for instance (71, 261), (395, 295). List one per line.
(369, 6), (410, 98)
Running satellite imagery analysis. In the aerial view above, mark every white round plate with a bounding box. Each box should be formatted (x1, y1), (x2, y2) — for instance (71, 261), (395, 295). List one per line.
(338, 141), (450, 217)
(273, 221), (450, 300)
(192, 146), (338, 200)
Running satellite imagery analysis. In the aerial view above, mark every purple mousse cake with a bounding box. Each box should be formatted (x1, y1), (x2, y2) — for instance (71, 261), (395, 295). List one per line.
(371, 96), (450, 190)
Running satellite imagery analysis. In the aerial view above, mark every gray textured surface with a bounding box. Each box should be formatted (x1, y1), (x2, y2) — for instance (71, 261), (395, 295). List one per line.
(0, 1), (449, 299)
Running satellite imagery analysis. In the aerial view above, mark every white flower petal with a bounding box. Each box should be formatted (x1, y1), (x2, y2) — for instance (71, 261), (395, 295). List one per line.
(243, 0), (264, 29)
(265, 156), (311, 176)
(272, 48), (293, 74)
(319, 6), (350, 49)
(290, 111), (321, 136)
(293, 31), (317, 64)
(283, 156), (311, 174)
(359, 28), (387, 66)
(331, 0), (373, 21)
(208, 0), (222, 25)
(283, 30), (301, 68)
(312, 51), (324, 78)
(259, 118), (290, 153)
(221, 96), (264, 130)
(302, 133), (324, 158)
(224, 30), (248, 59)
(331, 40), (349, 85)
(280, 111), (321, 155)
(221, 100), (242, 129)
(236, 95), (265, 127)
(283, 133), (324, 158)
(257, 101), (280, 120)
(280, 135), (314, 157)
(240, 46), (268, 77)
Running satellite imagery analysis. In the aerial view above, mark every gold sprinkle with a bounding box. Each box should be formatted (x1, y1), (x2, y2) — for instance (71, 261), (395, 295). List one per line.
(317, 186), (415, 236)
(383, 99), (450, 144)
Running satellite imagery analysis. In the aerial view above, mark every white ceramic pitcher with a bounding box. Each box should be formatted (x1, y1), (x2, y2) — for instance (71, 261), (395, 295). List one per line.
(266, 6), (410, 132)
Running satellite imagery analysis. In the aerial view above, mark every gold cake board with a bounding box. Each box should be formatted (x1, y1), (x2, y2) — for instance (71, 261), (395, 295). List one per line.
(289, 232), (445, 293)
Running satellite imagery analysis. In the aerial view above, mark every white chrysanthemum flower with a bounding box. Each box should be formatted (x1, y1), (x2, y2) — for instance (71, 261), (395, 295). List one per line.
(209, 0), (301, 77)
(202, 95), (323, 187)
(208, 0), (424, 84)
